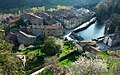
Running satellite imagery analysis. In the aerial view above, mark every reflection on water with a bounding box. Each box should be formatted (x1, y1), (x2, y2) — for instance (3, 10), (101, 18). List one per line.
(77, 22), (105, 40)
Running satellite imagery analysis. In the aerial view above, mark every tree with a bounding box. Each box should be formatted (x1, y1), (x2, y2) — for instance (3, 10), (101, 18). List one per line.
(112, 62), (120, 75)
(38, 6), (45, 11)
(96, 0), (120, 21)
(42, 56), (68, 75)
(104, 14), (120, 34)
(0, 34), (25, 75)
(0, 26), (5, 39)
(0, 52), (25, 75)
(96, 2), (109, 21)
(27, 6), (45, 12)
(68, 56), (107, 75)
(41, 36), (61, 56)
(57, 5), (70, 10)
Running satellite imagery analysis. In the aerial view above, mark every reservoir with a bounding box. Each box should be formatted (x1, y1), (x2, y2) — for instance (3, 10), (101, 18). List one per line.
(77, 22), (105, 40)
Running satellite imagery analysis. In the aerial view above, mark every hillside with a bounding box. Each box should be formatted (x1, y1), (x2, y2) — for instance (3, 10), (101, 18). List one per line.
(0, 0), (43, 9)
(96, 0), (120, 21)
(96, 0), (120, 46)
(0, 0), (100, 9)
(96, 0), (120, 34)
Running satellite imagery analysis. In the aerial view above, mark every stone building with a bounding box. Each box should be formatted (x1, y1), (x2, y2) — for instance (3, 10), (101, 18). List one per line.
(104, 32), (120, 46)
(28, 22), (63, 36)
(21, 12), (63, 37)
(5, 32), (17, 43)
(17, 12), (63, 45)
(16, 55), (26, 67)
(21, 13), (43, 25)
(2, 14), (20, 25)
(51, 8), (95, 29)
(17, 31), (36, 45)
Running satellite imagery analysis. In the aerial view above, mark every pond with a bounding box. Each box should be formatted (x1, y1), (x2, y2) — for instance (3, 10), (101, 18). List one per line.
(77, 22), (105, 40)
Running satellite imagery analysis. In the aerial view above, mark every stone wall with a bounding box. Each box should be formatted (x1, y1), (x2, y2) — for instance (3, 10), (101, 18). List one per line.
(29, 26), (63, 37)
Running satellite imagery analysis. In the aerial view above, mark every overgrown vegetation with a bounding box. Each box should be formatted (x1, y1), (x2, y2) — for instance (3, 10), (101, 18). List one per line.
(104, 14), (120, 34)
(96, 0), (120, 21)
(15, 36), (77, 73)
(0, 31), (25, 75)
(0, 0), (100, 13)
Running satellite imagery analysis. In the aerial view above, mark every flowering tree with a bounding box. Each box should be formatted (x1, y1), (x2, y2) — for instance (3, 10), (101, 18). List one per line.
(68, 56), (108, 75)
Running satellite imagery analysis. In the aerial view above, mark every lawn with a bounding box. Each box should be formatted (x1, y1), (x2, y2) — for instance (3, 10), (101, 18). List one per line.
(38, 70), (53, 75)
(59, 40), (77, 58)
(58, 52), (80, 67)
(98, 51), (120, 68)
(98, 51), (120, 75)
(59, 45), (74, 57)
(98, 51), (110, 59)
(16, 46), (45, 72)
(17, 40), (78, 74)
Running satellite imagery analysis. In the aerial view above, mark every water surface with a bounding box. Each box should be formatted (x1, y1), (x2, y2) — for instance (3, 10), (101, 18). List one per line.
(77, 22), (105, 40)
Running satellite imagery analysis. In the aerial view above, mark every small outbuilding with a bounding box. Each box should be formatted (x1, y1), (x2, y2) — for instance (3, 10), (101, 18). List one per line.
(103, 34), (120, 47)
